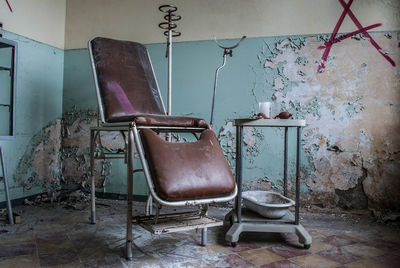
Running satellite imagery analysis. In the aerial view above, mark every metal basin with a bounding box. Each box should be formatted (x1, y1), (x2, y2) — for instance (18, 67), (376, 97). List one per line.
(242, 191), (295, 219)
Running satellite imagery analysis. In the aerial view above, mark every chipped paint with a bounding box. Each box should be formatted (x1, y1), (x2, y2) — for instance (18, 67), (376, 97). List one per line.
(62, 107), (123, 190)
(60, 31), (399, 210)
(14, 120), (63, 195)
(251, 32), (400, 209)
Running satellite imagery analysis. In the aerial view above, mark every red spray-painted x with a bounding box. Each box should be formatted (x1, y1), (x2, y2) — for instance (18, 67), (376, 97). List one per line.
(318, 0), (395, 73)
(4, 0), (12, 12)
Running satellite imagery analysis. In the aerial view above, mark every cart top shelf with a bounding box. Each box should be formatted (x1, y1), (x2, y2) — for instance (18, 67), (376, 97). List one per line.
(234, 118), (306, 127)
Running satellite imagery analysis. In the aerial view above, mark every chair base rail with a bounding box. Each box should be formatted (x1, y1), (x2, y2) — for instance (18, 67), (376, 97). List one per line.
(134, 211), (222, 235)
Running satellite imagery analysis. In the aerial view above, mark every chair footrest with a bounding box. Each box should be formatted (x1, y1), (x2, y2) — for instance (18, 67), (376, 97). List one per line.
(133, 211), (223, 234)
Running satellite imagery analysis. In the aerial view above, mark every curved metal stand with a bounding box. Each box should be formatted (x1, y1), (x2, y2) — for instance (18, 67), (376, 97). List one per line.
(210, 36), (246, 128)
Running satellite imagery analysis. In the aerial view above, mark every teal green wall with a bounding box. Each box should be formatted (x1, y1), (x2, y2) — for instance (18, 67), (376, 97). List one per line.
(1, 30), (398, 209)
(0, 31), (64, 202)
(62, 37), (304, 196)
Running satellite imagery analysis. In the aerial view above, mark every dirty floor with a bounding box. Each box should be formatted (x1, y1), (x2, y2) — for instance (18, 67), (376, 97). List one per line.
(0, 199), (399, 268)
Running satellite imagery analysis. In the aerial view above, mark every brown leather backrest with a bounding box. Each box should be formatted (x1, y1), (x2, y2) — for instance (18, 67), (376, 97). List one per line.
(90, 37), (165, 123)
(140, 129), (236, 201)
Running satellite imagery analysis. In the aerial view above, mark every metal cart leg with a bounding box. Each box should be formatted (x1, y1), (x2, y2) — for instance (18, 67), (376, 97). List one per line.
(295, 127), (301, 225)
(125, 127), (134, 260)
(235, 126), (243, 224)
(0, 147), (14, 225)
(283, 127), (288, 197)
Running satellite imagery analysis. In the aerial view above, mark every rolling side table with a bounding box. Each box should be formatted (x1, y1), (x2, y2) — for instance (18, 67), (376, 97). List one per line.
(224, 118), (312, 249)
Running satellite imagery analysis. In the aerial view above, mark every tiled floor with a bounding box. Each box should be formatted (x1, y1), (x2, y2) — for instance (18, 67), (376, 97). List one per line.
(0, 199), (399, 267)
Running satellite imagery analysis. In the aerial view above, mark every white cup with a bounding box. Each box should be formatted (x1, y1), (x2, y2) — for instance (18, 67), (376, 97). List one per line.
(259, 102), (271, 118)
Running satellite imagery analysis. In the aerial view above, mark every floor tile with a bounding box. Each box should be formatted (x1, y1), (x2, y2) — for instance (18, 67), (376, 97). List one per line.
(269, 245), (311, 258)
(317, 235), (356, 247)
(308, 240), (333, 253)
(0, 254), (40, 268)
(308, 230), (328, 238)
(317, 247), (362, 265)
(260, 259), (303, 268)
(69, 233), (109, 251)
(218, 253), (254, 267)
(345, 259), (390, 268)
(46, 264), (84, 268)
(342, 243), (385, 258)
(82, 255), (126, 268)
(363, 239), (400, 252)
(291, 254), (341, 268)
(372, 253), (400, 267)
(0, 244), (36, 258)
(238, 248), (284, 265)
(36, 233), (75, 254)
(337, 233), (367, 243)
(38, 251), (80, 267)
(0, 233), (36, 245)
(228, 241), (262, 253)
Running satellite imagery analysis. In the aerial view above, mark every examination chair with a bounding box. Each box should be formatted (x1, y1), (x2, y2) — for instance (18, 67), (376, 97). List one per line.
(88, 37), (237, 259)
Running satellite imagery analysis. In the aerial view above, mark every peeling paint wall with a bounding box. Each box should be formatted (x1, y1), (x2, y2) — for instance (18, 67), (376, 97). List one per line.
(0, 32), (64, 202)
(62, 31), (399, 210)
(252, 33), (400, 210)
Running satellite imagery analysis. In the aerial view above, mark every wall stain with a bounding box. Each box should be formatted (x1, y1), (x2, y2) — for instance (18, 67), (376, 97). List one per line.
(247, 32), (400, 209)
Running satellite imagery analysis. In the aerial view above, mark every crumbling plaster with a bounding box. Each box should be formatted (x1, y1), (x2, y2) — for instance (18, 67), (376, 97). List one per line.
(15, 32), (399, 210)
(241, 32), (400, 209)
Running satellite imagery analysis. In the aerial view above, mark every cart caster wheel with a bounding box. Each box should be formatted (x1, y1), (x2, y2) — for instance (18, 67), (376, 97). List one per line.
(304, 244), (311, 249)
(230, 242), (237, 247)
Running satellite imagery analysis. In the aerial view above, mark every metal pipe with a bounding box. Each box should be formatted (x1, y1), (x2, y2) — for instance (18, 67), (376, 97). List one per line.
(125, 127), (134, 260)
(210, 36), (246, 127)
(201, 227), (208, 246)
(210, 54), (227, 127)
(284, 127), (288, 197)
(295, 127), (301, 225)
(236, 126), (243, 223)
(0, 147), (13, 224)
(168, 30), (172, 116)
(90, 129), (96, 224)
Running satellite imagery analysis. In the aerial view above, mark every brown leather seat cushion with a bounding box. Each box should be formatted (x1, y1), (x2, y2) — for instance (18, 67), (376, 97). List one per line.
(140, 129), (235, 201)
(90, 37), (165, 123)
(107, 114), (208, 128)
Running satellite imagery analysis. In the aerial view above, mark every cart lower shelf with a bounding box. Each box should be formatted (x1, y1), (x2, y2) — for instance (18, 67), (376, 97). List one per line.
(224, 209), (312, 249)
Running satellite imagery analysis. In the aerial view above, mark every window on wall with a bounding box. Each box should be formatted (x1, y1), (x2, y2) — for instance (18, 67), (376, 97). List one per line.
(0, 37), (16, 139)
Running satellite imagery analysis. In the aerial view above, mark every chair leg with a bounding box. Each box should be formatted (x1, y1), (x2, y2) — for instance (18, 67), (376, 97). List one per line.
(125, 127), (134, 260)
(145, 195), (153, 216)
(90, 129), (96, 224)
(201, 227), (207, 246)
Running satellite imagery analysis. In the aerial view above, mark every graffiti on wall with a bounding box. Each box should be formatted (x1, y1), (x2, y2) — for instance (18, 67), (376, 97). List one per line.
(318, 0), (396, 73)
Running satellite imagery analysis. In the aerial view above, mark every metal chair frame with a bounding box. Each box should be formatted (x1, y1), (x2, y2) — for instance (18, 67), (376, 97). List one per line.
(88, 39), (237, 260)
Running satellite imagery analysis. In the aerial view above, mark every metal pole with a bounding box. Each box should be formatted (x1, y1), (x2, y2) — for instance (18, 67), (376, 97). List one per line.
(0, 147), (13, 224)
(125, 126), (134, 260)
(90, 129), (96, 224)
(167, 30), (172, 116)
(283, 127), (288, 197)
(235, 125), (243, 223)
(210, 54), (227, 127)
(295, 127), (301, 225)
